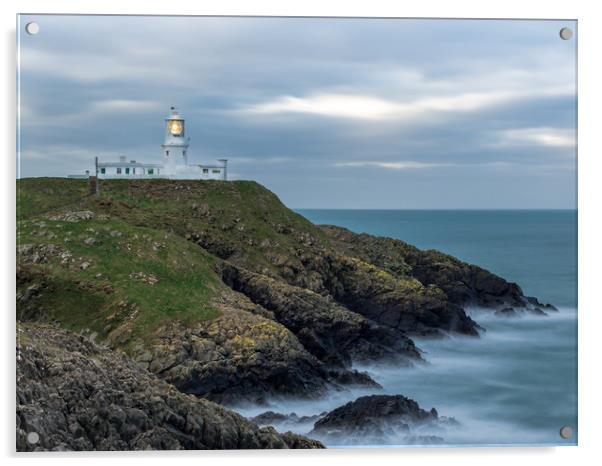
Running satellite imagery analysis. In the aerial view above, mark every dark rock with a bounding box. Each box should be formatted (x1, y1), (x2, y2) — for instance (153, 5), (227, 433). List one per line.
(251, 411), (295, 425)
(132, 289), (380, 403)
(495, 307), (518, 317)
(16, 323), (324, 451)
(313, 394), (437, 432)
(496, 305), (550, 317)
(530, 307), (547, 316)
(250, 411), (327, 433)
(136, 310), (333, 404)
(310, 395), (449, 446)
(527, 297), (558, 311)
(326, 368), (381, 388)
(318, 254), (480, 337)
(280, 431), (325, 449)
(321, 225), (554, 315)
(221, 263), (423, 367)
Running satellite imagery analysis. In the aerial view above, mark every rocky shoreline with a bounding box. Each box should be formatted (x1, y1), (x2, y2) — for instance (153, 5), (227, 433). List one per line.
(16, 178), (556, 450)
(16, 322), (455, 450)
(247, 394), (460, 446)
(321, 225), (557, 316)
(17, 323), (324, 451)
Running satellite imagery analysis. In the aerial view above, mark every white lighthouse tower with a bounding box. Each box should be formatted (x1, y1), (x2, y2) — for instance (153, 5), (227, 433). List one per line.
(162, 106), (189, 175)
(77, 106), (229, 180)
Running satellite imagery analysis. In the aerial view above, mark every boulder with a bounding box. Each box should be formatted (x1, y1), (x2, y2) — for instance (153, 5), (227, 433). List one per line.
(309, 394), (452, 446)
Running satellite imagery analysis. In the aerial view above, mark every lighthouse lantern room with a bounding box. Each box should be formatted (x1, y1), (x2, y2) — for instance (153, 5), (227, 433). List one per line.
(162, 106), (190, 172)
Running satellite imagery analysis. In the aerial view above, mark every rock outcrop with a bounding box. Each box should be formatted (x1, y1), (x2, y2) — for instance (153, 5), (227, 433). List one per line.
(310, 254), (479, 336)
(133, 310), (336, 404)
(251, 411), (326, 427)
(322, 225), (557, 315)
(16, 323), (324, 451)
(221, 263), (422, 366)
(310, 394), (454, 446)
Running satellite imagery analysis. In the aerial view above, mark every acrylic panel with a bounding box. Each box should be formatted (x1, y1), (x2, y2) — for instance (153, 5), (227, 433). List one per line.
(16, 15), (577, 450)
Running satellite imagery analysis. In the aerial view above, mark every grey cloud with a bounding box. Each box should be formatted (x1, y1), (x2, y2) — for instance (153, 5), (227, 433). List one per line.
(18, 15), (576, 208)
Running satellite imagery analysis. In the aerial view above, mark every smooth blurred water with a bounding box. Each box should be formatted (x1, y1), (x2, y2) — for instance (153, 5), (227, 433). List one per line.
(234, 210), (578, 447)
(354, 308), (578, 446)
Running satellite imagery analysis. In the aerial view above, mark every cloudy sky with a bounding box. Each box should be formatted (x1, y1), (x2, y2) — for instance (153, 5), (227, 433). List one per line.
(18, 15), (576, 208)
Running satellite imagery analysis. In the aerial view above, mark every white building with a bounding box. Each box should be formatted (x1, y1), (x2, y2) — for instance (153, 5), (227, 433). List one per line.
(70, 107), (227, 180)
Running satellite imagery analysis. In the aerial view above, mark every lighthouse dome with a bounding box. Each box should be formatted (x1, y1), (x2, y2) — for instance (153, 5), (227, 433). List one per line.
(166, 106), (184, 120)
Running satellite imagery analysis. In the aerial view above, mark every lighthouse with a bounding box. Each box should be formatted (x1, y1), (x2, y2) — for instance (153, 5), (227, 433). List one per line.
(76, 106), (228, 180)
(162, 106), (189, 175)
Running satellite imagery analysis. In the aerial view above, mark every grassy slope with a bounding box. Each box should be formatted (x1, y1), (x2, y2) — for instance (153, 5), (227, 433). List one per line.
(17, 180), (229, 348)
(19, 178), (329, 273)
(16, 178), (330, 350)
(17, 177), (90, 218)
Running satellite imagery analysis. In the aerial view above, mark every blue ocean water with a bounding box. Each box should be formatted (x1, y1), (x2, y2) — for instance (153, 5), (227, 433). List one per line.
(235, 210), (578, 447)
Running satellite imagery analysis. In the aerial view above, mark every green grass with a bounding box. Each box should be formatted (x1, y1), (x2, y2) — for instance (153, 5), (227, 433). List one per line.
(16, 177), (90, 219)
(21, 272), (112, 335)
(17, 215), (222, 347)
(17, 178), (329, 276)
(16, 177), (333, 348)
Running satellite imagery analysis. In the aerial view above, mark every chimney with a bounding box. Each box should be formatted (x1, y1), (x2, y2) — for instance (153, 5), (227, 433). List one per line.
(119, 156), (126, 163)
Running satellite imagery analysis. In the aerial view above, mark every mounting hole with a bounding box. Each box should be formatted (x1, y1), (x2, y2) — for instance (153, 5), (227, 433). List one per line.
(26, 431), (40, 444)
(559, 27), (573, 40)
(25, 22), (39, 35)
(559, 425), (573, 439)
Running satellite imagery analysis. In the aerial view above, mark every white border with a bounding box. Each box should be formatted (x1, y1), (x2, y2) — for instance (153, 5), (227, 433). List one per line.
(3, 1), (601, 465)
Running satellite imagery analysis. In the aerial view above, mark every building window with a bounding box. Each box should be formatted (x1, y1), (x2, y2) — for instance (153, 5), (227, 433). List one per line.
(183, 150), (186, 156)
(166, 150), (169, 156)
(116, 168), (122, 174)
(203, 168), (209, 174)
(133, 168), (136, 174)
(212, 169), (221, 174)
(100, 168), (106, 174)
(125, 168), (130, 175)
(148, 168), (154, 175)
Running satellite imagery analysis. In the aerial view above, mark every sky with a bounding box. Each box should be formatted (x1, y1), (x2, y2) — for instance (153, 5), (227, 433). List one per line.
(17, 15), (577, 209)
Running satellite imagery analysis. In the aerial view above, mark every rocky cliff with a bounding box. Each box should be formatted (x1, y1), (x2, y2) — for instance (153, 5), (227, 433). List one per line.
(17, 178), (550, 410)
(321, 225), (556, 314)
(16, 323), (323, 451)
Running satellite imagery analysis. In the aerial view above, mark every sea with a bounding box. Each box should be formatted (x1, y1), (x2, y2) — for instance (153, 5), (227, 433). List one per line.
(232, 210), (578, 447)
